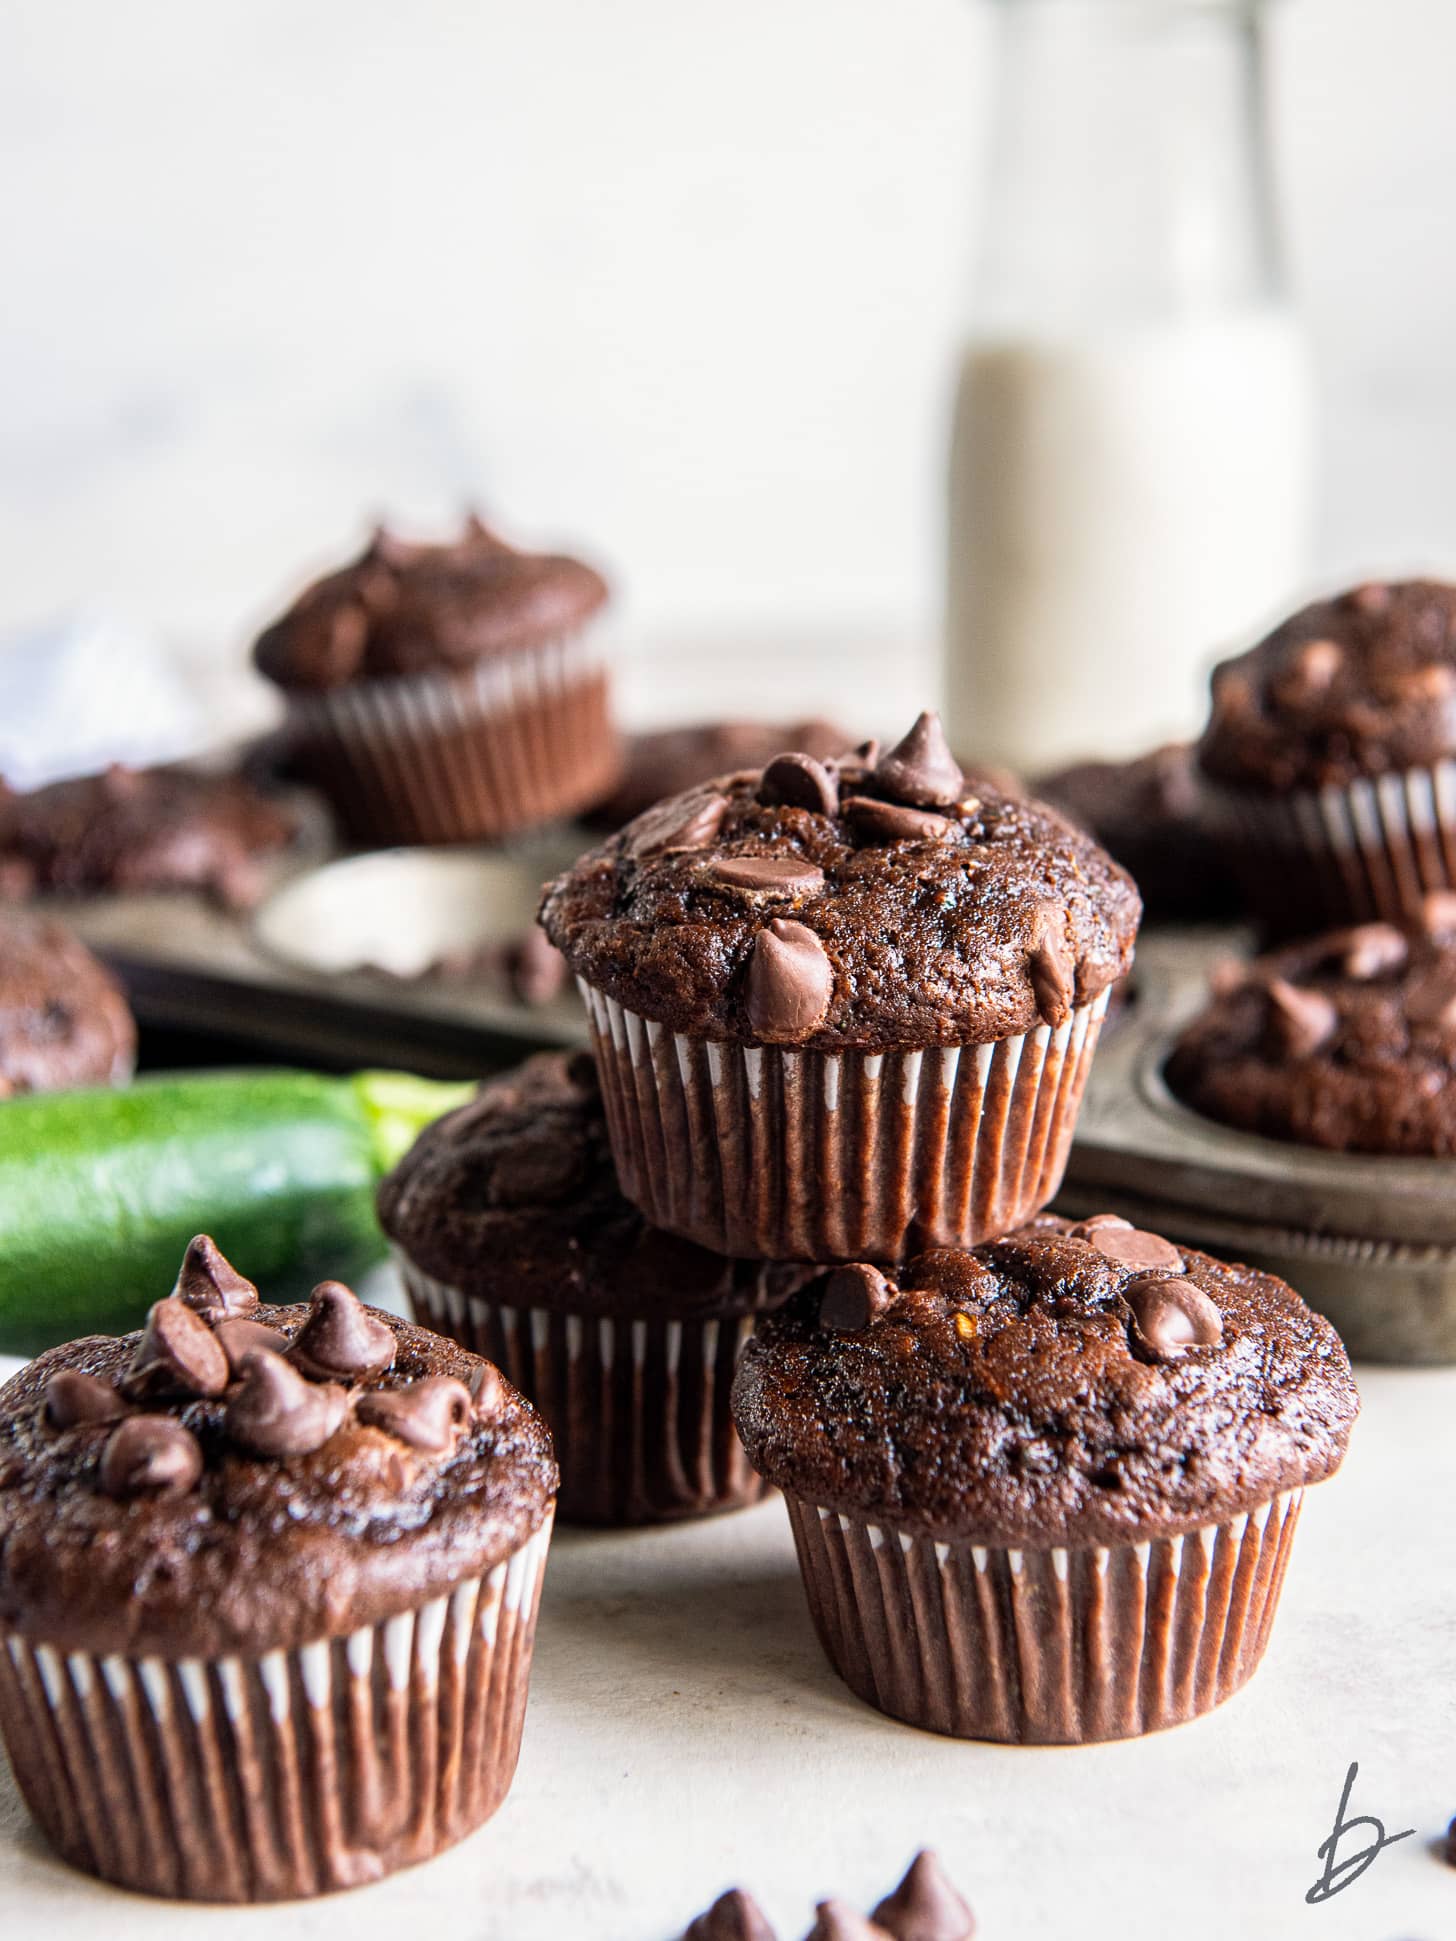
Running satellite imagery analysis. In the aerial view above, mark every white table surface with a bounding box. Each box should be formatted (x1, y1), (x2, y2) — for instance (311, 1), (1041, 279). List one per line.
(0, 1319), (1452, 1941)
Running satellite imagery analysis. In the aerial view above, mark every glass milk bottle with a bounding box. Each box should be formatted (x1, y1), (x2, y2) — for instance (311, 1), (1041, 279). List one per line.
(945, 0), (1313, 772)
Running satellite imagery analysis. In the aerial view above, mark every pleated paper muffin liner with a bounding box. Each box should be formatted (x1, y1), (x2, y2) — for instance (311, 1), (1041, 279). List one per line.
(287, 632), (619, 846)
(399, 1256), (775, 1525)
(578, 982), (1111, 1262)
(1212, 759), (1456, 930)
(784, 1491), (1304, 1745)
(0, 1515), (552, 1902)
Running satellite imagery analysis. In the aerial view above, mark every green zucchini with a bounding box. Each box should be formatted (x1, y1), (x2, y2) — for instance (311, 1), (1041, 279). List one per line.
(0, 1069), (474, 1353)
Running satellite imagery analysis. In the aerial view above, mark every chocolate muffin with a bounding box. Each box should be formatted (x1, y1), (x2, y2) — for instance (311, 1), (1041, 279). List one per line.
(0, 762), (297, 910)
(380, 1050), (806, 1524)
(0, 1241), (557, 1901)
(1037, 743), (1239, 924)
(541, 712), (1141, 1262)
(732, 1215), (1357, 1743)
(0, 911), (135, 1095)
(589, 717), (853, 830)
(1165, 897), (1456, 1154)
(1198, 579), (1456, 928)
(254, 516), (620, 846)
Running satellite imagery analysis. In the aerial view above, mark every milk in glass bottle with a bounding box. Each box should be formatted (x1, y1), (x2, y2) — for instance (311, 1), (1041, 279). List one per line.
(945, 0), (1312, 772)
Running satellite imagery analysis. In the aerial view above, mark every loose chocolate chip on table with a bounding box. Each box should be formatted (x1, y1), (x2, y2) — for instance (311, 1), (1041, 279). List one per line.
(172, 1233), (260, 1322)
(841, 796), (954, 845)
(872, 1849), (977, 1941)
(806, 1902), (892, 1941)
(1263, 978), (1338, 1060)
(1124, 1274), (1223, 1361)
(356, 1378), (475, 1456)
(121, 1296), (231, 1402)
(683, 1887), (779, 1941)
(214, 1317), (288, 1376)
(287, 1281), (397, 1382)
(1088, 1226), (1184, 1272)
(44, 1369), (128, 1430)
(759, 751), (839, 817)
(225, 1352), (349, 1458)
(709, 856), (826, 897)
(819, 1263), (894, 1333)
(746, 918), (835, 1042)
(99, 1416), (203, 1499)
(873, 711), (965, 810)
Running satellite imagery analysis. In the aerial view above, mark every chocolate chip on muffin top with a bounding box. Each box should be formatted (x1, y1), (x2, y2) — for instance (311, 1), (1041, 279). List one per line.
(1199, 579), (1456, 792)
(0, 1242), (556, 1656)
(540, 712), (1141, 1052)
(731, 1216), (1357, 1547)
(253, 516), (609, 692)
(1166, 896), (1456, 1154)
(378, 1050), (807, 1318)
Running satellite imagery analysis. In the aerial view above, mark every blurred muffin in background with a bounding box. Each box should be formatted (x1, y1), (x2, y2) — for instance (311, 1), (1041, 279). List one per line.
(0, 764), (296, 911)
(254, 516), (620, 847)
(0, 911), (135, 1095)
(587, 717), (853, 830)
(1198, 578), (1456, 932)
(1037, 744), (1240, 925)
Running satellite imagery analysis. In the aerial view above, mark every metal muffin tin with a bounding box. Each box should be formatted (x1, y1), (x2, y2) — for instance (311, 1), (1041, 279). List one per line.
(1062, 928), (1456, 1364)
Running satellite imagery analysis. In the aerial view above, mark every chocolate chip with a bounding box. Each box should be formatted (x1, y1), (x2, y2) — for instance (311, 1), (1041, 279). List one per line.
(819, 1263), (893, 1332)
(1207, 958), (1249, 998)
(683, 1888), (779, 1941)
(745, 918), (835, 1042)
(287, 1282), (397, 1382)
(759, 752), (838, 816)
(708, 856), (825, 897)
(1264, 978), (1338, 1059)
(1089, 1227), (1183, 1272)
(872, 1850), (977, 1941)
(1330, 923), (1407, 980)
(121, 1297), (231, 1402)
(630, 792), (729, 859)
(507, 927), (568, 1007)
(1277, 637), (1342, 701)
(225, 1351), (349, 1458)
(468, 1361), (506, 1419)
(1381, 663), (1456, 702)
(1070, 1213), (1132, 1238)
(99, 1416), (203, 1499)
(1124, 1274), (1223, 1362)
(355, 1378), (475, 1456)
(214, 1317), (288, 1376)
(1349, 581), (1391, 615)
(171, 1234), (259, 1324)
(1421, 888), (1456, 937)
(44, 1370), (128, 1430)
(1406, 963), (1456, 1031)
(806, 1902), (892, 1941)
(873, 711), (965, 809)
(1028, 917), (1075, 1028)
(842, 796), (954, 845)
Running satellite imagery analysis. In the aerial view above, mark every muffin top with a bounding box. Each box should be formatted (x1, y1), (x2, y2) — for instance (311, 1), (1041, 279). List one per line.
(732, 1216), (1357, 1546)
(0, 763), (297, 910)
(1036, 743), (1240, 924)
(1165, 897), (1456, 1154)
(0, 1241), (557, 1655)
(1199, 579), (1456, 792)
(379, 1050), (806, 1317)
(588, 717), (853, 830)
(253, 517), (610, 692)
(0, 911), (135, 1096)
(540, 712), (1141, 1052)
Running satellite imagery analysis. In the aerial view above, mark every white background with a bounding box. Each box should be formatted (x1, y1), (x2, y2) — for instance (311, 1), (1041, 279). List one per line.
(1, 0), (1454, 725)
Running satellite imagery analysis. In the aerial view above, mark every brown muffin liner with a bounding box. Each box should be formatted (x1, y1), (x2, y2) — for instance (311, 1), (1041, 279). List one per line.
(398, 1256), (774, 1525)
(578, 982), (1111, 1261)
(783, 1491), (1305, 1744)
(286, 634), (619, 846)
(1212, 760), (1456, 930)
(0, 1515), (552, 1901)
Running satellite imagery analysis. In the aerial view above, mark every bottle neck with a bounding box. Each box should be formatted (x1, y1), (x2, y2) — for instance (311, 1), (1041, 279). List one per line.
(975, 0), (1287, 330)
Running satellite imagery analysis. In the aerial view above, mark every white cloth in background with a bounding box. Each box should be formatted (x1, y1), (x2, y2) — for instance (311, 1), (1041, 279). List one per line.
(0, 614), (215, 789)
